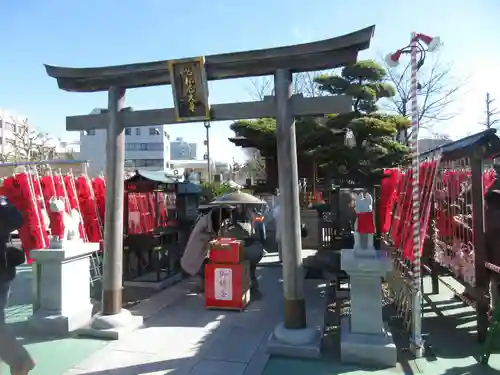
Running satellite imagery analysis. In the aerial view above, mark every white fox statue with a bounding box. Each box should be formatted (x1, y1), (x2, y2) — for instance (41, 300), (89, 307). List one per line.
(353, 192), (376, 251)
(48, 197), (82, 248)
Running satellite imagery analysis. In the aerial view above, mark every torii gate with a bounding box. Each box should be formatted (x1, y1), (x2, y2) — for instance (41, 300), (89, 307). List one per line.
(44, 25), (374, 350)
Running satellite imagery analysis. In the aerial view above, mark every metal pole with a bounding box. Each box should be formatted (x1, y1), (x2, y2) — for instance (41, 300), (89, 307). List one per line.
(204, 120), (211, 182)
(274, 69), (306, 329)
(102, 86), (126, 315)
(410, 32), (424, 356)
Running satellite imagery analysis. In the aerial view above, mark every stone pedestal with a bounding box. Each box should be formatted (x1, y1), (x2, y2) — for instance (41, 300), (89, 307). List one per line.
(78, 308), (143, 340)
(29, 242), (99, 336)
(267, 323), (322, 359)
(340, 249), (397, 367)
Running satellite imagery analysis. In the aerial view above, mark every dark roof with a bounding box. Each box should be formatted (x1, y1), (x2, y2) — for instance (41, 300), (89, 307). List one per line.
(228, 136), (277, 156)
(125, 170), (178, 184)
(44, 26), (375, 92)
(228, 136), (260, 148)
(421, 129), (500, 161)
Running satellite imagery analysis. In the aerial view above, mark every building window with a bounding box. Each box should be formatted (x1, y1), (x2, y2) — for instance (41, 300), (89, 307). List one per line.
(125, 128), (132, 136)
(85, 129), (96, 136)
(127, 159), (163, 168)
(4, 122), (16, 132)
(125, 142), (164, 151)
(136, 128), (141, 135)
(145, 159), (162, 167)
(149, 127), (159, 136)
(146, 143), (163, 151)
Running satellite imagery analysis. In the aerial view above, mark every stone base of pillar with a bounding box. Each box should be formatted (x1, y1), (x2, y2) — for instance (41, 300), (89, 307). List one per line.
(266, 322), (322, 359)
(340, 248), (397, 367)
(77, 309), (143, 340)
(340, 317), (397, 366)
(28, 242), (99, 336)
(30, 303), (94, 336)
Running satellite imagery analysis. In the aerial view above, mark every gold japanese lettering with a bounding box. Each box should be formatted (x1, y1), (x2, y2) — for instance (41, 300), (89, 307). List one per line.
(181, 66), (197, 114)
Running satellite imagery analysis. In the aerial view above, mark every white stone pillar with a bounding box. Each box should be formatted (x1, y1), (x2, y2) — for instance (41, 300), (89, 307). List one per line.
(29, 242), (99, 335)
(340, 248), (397, 367)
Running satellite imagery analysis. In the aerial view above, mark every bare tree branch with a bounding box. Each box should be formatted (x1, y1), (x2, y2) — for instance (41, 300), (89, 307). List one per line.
(484, 92), (500, 129)
(292, 71), (329, 97)
(380, 51), (467, 140)
(247, 77), (273, 100)
(6, 120), (56, 162)
(246, 71), (331, 101)
(0, 152), (14, 163)
(242, 71), (331, 179)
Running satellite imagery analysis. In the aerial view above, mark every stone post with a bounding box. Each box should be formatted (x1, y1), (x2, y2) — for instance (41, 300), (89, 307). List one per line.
(267, 69), (321, 359)
(29, 243), (98, 335)
(340, 245), (397, 366)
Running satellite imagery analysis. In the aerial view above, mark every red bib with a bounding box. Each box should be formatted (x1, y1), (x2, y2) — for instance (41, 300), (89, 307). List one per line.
(356, 212), (375, 234)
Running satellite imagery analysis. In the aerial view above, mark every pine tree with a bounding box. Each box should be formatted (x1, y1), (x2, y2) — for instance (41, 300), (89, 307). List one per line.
(229, 60), (410, 175)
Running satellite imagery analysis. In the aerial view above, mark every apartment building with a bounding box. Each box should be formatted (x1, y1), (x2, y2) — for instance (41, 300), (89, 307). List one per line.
(0, 109), (29, 158)
(79, 109), (171, 175)
(170, 137), (198, 160)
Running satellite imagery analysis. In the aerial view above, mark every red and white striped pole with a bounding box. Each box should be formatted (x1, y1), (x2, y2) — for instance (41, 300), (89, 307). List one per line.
(409, 31), (424, 357)
(385, 32), (441, 358)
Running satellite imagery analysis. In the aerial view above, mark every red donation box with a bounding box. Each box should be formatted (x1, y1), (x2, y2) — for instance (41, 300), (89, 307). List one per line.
(205, 238), (251, 310)
(208, 237), (244, 263)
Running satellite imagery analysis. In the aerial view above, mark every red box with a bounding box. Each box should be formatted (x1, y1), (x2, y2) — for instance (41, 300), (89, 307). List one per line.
(205, 261), (251, 310)
(209, 238), (244, 264)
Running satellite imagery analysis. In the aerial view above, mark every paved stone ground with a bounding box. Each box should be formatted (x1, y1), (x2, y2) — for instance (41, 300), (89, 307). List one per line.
(4, 260), (500, 375)
(2, 265), (108, 375)
(61, 267), (326, 375)
(261, 274), (500, 375)
(414, 275), (500, 374)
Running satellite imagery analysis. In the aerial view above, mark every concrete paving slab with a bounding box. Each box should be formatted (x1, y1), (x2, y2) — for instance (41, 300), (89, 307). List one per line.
(202, 325), (266, 363)
(56, 267), (285, 374)
(72, 347), (186, 375)
(189, 359), (247, 375)
(58, 266), (328, 375)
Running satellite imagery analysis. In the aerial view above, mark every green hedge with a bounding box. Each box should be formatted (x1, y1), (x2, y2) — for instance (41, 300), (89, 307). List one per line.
(200, 182), (237, 202)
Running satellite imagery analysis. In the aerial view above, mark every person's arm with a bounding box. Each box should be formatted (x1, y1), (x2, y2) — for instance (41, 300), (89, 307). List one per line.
(0, 203), (25, 233)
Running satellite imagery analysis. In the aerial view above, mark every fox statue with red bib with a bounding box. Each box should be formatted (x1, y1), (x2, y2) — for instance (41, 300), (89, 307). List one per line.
(353, 192), (376, 252)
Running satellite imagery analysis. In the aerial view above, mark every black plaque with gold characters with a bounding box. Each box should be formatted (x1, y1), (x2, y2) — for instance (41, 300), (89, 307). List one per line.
(168, 57), (210, 122)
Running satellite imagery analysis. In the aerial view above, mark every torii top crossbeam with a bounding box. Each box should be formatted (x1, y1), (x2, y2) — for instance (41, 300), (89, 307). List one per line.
(43, 26), (375, 132)
(44, 26), (374, 93)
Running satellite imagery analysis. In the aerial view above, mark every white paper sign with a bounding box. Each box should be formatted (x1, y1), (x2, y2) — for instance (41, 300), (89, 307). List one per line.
(214, 268), (233, 301)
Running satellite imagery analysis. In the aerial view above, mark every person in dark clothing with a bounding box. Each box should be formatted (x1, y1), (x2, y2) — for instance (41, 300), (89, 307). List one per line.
(198, 207), (232, 291)
(199, 206), (264, 299)
(0, 196), (35, 375)
(228, 205), (265, 298)
(484, 165), (500, 314)
(485, 185), (500, 315)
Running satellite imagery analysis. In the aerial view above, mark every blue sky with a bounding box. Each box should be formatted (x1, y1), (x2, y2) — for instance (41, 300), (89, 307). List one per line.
(0, 0), (498, 162)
